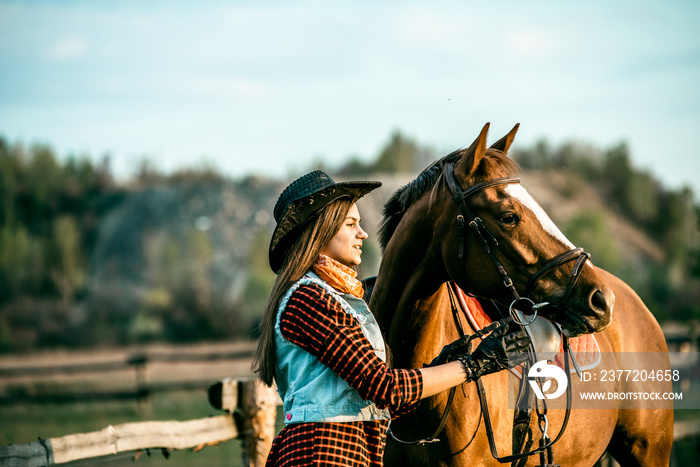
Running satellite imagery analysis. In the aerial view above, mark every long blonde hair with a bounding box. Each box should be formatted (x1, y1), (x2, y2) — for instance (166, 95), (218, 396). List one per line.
(253, 197), (355, 386)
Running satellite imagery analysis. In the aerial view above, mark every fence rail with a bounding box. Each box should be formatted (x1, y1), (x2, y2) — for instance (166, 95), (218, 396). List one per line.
(0, 379), (220, 405)
(0, 378), (279, 467)
(0, 348), (255, 378)
(2, 349), (700, 466)
(0, 345), (256, 406)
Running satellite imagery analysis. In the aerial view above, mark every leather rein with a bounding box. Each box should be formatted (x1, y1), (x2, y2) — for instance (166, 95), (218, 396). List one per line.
(389, 163), (588, 461)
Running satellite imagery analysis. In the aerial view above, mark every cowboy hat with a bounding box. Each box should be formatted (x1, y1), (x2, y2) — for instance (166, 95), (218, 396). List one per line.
(269, 170), (380, 273)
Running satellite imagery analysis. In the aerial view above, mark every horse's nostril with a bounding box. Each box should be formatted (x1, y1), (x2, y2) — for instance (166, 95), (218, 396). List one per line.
(591, 288), (614, 314)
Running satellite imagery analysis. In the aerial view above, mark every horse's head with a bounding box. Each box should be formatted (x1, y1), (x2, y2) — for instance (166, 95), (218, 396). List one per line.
(377, 123), (614, 336)
(377, 125), (603, 340)
(432, 123), (614, 336)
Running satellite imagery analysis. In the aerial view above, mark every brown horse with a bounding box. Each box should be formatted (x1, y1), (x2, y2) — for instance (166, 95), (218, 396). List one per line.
(370, 123), (674, 466)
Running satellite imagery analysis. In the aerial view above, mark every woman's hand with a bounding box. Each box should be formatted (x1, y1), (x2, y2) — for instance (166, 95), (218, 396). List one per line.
(420, 325), (531, 398)
(461, 325), (531, 380)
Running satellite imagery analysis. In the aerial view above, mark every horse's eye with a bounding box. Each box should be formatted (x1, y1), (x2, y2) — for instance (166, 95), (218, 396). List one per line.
(500, 213), (519, 225)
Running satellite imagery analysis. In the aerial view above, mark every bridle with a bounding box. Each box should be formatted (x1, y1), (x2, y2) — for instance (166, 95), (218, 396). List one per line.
(444, 162), (588, 464)
(442, 162), (591, 323)
(389, 162), (588, 465)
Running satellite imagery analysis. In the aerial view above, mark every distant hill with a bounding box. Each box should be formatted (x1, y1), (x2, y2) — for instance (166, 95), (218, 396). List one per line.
(86, 176), (285, 342)
(84, 166), (672, 344)
(1, 132), (697, 352)
(521, 169), (664, 265)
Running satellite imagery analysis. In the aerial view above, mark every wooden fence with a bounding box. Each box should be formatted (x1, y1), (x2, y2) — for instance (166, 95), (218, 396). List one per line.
(0, 377), (279, 466)
(2, 346), (700, 466)
(0, 346), (256, 405)
(3, 374), (700, 466)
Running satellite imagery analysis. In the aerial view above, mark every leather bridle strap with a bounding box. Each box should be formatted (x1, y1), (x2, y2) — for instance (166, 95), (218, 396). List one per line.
(451, 175), (522, 202)
(443, 162), (591, 313)
(444, 163), (522, 301)
(476, 340), (574, 464)
(387, 387), (456, 446)
(387, 283), (467, 446)
(442, 161), (581, 463)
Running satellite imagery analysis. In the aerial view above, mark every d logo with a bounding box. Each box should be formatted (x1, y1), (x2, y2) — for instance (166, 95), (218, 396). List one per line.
(528, 360), (567, 400)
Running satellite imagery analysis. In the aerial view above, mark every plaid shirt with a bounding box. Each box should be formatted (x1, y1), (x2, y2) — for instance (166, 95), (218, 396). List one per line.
(266, 283), (423, 466)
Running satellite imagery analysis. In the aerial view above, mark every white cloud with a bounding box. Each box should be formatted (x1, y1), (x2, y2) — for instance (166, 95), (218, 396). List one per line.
(46, 35), (90, 61)
(393, 6), (476, 50)
(1, 0), (697, 193)
(504, 30), (554, 59)
(190, 76), (270, 98)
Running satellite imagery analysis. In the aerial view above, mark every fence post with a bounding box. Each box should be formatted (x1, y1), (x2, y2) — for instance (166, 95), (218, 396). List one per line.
(237, 378), (278, 467)
(128, 353), (151, 416)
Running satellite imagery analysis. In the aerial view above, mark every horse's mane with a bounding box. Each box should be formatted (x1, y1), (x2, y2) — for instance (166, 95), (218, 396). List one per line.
(378, 148), (519, 250)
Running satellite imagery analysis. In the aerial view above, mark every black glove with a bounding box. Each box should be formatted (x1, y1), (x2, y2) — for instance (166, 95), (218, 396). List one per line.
(428, 334), (472, 367)
(459, 325), (531, 381)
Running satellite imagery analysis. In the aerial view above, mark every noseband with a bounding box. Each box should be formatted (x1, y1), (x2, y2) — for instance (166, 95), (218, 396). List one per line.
(443, 162), (591, 321)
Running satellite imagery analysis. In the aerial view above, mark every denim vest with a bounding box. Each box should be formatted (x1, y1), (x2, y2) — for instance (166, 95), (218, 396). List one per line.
(274, 271), (390, 424)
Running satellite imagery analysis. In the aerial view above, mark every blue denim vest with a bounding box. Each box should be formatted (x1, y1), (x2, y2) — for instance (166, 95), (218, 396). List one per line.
(274, 271), (390, 425)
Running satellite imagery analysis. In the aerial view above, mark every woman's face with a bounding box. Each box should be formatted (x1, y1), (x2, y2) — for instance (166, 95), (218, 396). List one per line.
(321, 203), (368, 267)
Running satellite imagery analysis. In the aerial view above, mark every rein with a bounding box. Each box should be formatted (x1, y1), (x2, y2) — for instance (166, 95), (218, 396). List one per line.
(387, 282), (508, 446)
(389, 164), (588, 462)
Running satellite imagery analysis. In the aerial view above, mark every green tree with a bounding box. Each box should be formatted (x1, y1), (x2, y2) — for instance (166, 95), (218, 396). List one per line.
(602, 142), (633, 206)
(0, 224), (44, 299)
(47, 215), (85, 303)
(512, 138), (553, 170)
(373, 131), (434, 174)
(625, 171), (660, 225)
(564, 211), (621, 274)
(26, 145), (64, 230)
(183, 229), (214, 310)
(659, 188), (699, 275)
(238, 228), (276, 336)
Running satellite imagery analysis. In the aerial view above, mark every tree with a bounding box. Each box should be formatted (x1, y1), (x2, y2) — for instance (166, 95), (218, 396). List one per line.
(373, 131), (435, 174)
(564, 211), (621, 274)
(512, 138), (553, 170)
(47, 215), (85, 304)
(0, 224), (43, 300)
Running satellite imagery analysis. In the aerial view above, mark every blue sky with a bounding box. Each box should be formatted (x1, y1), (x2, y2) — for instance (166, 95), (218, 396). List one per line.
(1, 0), (699, 194)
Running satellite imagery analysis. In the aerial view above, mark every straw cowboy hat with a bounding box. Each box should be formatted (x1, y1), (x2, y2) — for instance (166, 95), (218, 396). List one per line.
(269, 170), (381, 273)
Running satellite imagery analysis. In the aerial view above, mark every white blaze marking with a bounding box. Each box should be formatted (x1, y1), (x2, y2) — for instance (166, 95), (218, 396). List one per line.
(505, 184), (575, 249)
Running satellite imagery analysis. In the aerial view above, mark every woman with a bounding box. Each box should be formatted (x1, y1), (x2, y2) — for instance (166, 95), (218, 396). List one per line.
(253, 170), (530, 466)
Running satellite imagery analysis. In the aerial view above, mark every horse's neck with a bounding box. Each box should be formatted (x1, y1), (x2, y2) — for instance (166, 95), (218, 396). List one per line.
(372, 220), (441, 331)
(371, 211), (455, 368)
(401, 286), (464, 368)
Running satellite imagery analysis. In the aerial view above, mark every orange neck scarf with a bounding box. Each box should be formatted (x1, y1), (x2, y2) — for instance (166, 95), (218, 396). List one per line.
(312, 255), (365, 299)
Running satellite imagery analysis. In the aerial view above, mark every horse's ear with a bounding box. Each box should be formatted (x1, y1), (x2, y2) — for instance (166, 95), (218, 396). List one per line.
(456, 122), (489, 176)
(490, 123), (520, 154)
